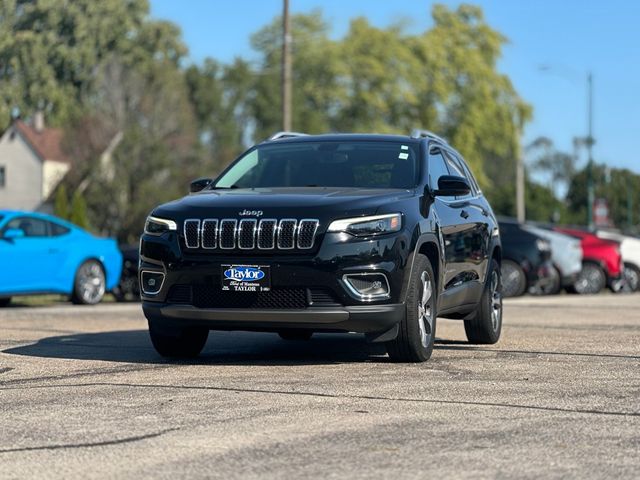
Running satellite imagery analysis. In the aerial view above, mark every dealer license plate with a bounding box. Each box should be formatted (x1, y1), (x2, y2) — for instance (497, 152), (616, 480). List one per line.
(221, 265), (271, 292)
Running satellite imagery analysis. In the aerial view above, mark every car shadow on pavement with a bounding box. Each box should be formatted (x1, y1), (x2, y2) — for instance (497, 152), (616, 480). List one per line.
(2, 330), (399, 365)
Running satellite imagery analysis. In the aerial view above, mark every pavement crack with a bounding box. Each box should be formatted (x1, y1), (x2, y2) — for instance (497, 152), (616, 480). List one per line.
(4, 381), (639, 418)
(0, 364), (173, 386)
(0, 427), (179, 454)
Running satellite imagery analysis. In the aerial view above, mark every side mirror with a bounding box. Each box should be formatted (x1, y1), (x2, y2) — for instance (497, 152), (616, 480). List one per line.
(190, 177), (213, 193)
(3, 228), (25, 239)
(433, 175), (471, 197)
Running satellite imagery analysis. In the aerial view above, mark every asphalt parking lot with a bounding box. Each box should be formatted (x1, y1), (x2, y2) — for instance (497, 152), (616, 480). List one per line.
(0, 294), (638, 479)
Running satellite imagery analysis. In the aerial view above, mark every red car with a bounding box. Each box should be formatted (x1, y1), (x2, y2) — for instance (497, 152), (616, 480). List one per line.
(554, 227), (624, 294)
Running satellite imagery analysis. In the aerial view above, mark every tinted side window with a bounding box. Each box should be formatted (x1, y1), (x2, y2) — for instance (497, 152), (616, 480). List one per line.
(49, 222), (70, 236)
(444, 152), (473, 199)
(455, 154), (481, 194)
(4, 217), (49, 237)
(428, 149), (450, 191)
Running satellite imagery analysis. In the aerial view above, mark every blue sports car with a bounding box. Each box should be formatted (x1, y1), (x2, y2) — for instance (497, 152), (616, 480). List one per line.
(0, 210), (122, 306)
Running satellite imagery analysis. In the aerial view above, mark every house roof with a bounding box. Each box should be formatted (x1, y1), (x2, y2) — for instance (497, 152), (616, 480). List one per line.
(13, 120), (72, 164)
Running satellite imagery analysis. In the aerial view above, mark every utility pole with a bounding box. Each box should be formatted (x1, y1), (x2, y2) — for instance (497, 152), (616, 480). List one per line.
(586, 72), (595, 229)
(281, 0), (292, 131)
(516, 132), (525, 223)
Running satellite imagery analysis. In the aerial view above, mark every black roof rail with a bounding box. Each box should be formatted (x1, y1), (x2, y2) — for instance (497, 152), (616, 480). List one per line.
(410, 129), (448, 145)
(267, 131), (309, 141)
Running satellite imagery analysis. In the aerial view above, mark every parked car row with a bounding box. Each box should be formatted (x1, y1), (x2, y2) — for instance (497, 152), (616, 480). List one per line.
(2, 209), (638, 306)
(498, 217), (640, 297)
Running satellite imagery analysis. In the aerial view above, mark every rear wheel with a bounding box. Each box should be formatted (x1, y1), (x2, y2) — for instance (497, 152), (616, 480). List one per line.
(71, 260), (106, 305)
(538, 266), (561, 295)
(278, 330), (313, 341)
(500, 260), (526, 297)
(386, 254), (436, 363)
(465, 258), (502, 344)
(148, 321), (208, 358)
(573, 262), (606, 294)
(623, 263), (640, 292)
(0, 297), (11, 307)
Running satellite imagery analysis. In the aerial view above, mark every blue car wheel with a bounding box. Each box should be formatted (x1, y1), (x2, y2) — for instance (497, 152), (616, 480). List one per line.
(71, 260), (106, 305)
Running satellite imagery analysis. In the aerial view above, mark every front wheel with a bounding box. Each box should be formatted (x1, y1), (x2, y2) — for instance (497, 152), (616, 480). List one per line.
(0, 297), (11, 307)
(622, 263), (640, 292)
(71, 260), (106, 305)
(500, 260), (526, 297)
(572, 262), (606, 294)
(386, 254), (436, 363)
(465, 259), (502, 344)
(148, 321), (209, 358)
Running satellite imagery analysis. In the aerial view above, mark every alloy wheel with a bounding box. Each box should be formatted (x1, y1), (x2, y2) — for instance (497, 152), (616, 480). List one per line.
(490, 269), (502, 331)
(78, 262), (105, 304)
(417, 271), (434, 348)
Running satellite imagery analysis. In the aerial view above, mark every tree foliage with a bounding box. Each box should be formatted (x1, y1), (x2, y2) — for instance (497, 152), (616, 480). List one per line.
(2, 2), (552, 240)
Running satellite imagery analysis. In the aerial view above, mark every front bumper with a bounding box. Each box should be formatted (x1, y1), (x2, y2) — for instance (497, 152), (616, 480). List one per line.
(139, 227), (412, 336)
(142, 301), (405, 334)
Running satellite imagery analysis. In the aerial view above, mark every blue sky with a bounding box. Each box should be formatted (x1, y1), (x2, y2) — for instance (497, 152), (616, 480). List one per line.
(150, 0), (639, 172)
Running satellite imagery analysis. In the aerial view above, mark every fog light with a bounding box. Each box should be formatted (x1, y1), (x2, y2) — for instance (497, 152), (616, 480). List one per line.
(343, 273), (390, 301)
(141, 270), (165, 295)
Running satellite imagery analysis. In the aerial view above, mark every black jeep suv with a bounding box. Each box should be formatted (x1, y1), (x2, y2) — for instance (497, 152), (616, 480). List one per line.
(140, 131), (502, 362)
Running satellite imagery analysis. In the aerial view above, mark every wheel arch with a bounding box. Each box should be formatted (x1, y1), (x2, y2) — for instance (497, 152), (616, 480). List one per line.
(401, 233), (442, 303)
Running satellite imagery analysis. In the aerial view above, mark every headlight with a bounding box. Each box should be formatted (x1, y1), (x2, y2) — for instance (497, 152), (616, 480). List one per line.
(144, 216), (177, 235)
(327, 213), (402, 237)
(536, 238), (551, 252)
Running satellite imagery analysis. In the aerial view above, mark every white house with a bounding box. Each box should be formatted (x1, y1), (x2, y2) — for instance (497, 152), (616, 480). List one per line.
(0, 113), (71, 211)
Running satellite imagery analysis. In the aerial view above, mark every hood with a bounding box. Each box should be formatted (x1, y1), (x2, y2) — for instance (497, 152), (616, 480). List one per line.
(152, 187), (415, 223)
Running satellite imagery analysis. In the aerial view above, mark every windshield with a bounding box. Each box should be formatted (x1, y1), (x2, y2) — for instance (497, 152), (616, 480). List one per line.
(214, 141), (419, 189)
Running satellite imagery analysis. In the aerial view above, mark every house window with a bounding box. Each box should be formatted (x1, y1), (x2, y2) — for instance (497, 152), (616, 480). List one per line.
(0, 166), (5, 188)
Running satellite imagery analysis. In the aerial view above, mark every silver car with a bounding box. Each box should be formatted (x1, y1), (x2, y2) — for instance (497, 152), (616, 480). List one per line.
(596, 230), (640, 292)
(524, 225), (583, 294)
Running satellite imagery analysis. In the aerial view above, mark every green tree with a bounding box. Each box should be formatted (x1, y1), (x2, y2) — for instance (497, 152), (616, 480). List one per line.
(567, 165), (640, 229)
(249, 11), (345, 140)
(70, 191), (89, 229)
(526, 136), (575, 198)
(53, 184), (69, 220)
(0, 0), (186, 130)
(185, 57), (253, 171)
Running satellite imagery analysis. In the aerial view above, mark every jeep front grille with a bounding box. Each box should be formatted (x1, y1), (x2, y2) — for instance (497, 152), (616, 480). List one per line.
(182, 218), (320, 251)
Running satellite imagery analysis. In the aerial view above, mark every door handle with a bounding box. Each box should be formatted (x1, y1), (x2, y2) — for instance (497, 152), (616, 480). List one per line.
(48, 248), (60, 254)
(460, 210), (469, 219)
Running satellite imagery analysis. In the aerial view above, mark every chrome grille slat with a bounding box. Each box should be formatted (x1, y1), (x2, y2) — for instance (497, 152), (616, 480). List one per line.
(277, 219), (297, 250)
(258, 219), (277, 250)
(219, 219), (237, 249)
(238, 219), (257, 250)
(201, 219), (218, 249)
(297, 219), (319, 249)
(184, 219), (200, 249)
(183, 217), (318, 251)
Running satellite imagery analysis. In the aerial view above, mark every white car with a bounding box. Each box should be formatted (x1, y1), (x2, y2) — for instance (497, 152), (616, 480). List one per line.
(524, 224), (583, 294)
(596, 230), (640, 292)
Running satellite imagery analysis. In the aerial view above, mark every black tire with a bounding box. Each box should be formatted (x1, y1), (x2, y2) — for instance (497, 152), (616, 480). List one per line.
(623, 263), (640, 293)
(573, 262), (606, 294)
(278, 330), (314, 341)
(464, 258), (502, 344)
(500, 259), (526, 297)
(0, 297), (11, 307)
(386, 254), (436, 363)
(71, 260), (106, 305)
(538, 266), (561, 295)
(148, 321), (208, 358)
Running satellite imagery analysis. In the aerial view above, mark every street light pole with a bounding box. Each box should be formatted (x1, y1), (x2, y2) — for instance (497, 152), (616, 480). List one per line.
(586, 72), (595, 229)
(516, 128), (525, 223)
(281, 0), (292, 131)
